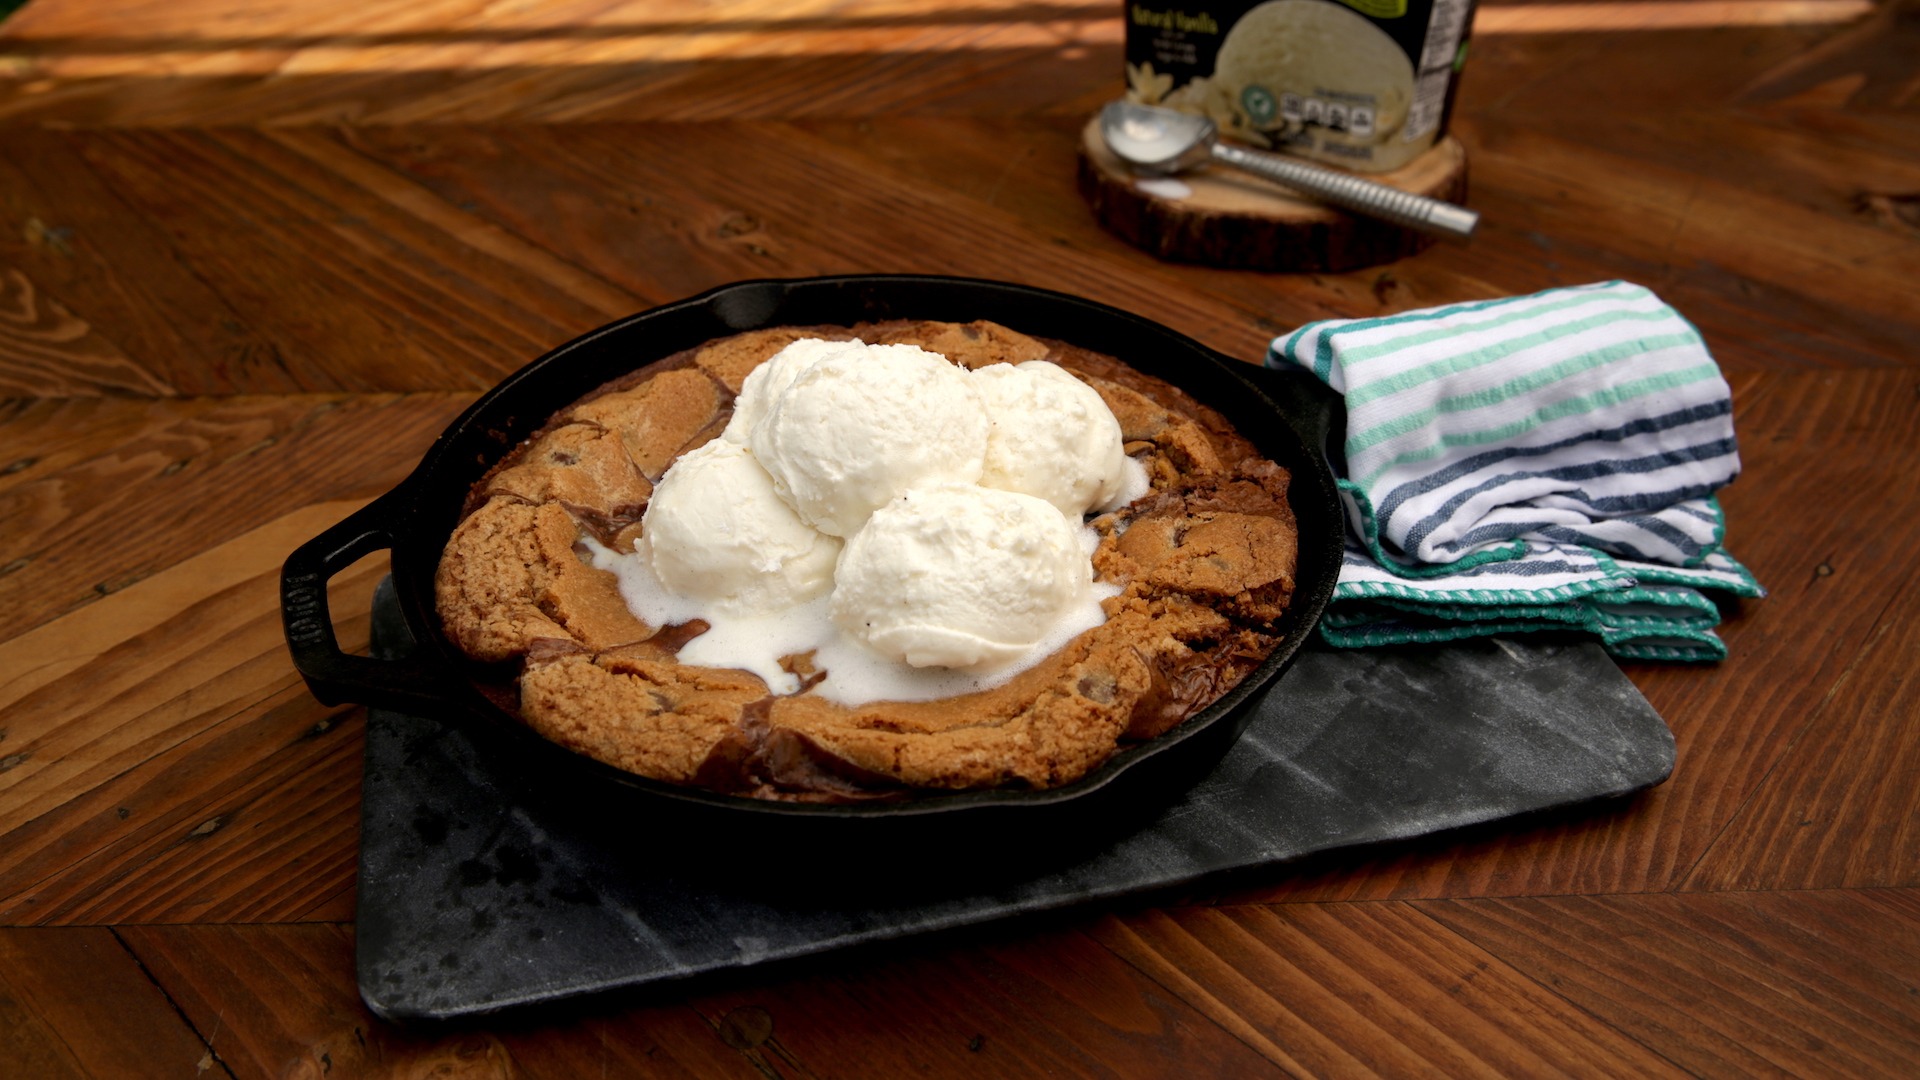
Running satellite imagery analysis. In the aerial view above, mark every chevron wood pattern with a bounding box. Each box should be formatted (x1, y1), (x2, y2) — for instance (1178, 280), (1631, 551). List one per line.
(2, 0), (1917, 1075)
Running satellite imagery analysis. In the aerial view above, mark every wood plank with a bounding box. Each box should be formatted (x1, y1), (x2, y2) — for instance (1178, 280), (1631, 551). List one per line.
(687, 922), (1291, 1079)
(0, 47), (1116, 129)
(329, 123), (743, 314)
(258, 127), (635, 315)
(0, 393), (469, 636)
(0, 127), (255, 398)
(7, 11), (1898, 377)
(54, 129), (623, 393)
(0, 262), (172, 398)
(119, 923), (514, 1080)
(0, 684), (365, 926)
(1472, 2), (1874, 34)
(119, 922), (780, 1079)
(334, 121), (1293, 362)
(1427, 889), (1920, 1078)
(0, 488), (370, 707)
(1736, 0), (1920, 108)
(298, 879), (358, 925)
(123, 919), (1296, 1078)
(1451, 116), (1920, 357)
(2, 0), (1890, 130)
(1647, 365), (1920, 892)
(0, 500), (380, 924)
(1476, 101), (1920, 212)
(0, 1000), (89, 1079)
(0, 1), (1122, 126)
(1683, 540), (1920, 890)
(14, 117), (1901, 412)
(1466, 20), (1857, 115)
(340, 113), (1920, 387)
(1090, 902), (1687, 1077)
(0, 494), (370, 750)
(496, 1014), (770, 1080)
(0, 927), (216, 1079)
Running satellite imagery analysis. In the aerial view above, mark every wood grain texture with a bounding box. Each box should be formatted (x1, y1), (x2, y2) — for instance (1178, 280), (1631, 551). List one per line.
(1091, 903), (1689, 1077)
(1683, 558), (1920, 891)
(1737, 0), (1920, 107)
(0, 500), (380, 925)
(0, 0), (1121, 126)
(685, 922), (1292, 1079)
(0, 0), (1916, 1071)
(115, 919), (1287, 1079)
(118, 923), (534, 1080)
(0, 927), (215, 1078)
(0, 264), (172, 398)
(0, 126), (258, 398)
(63, 130), (625, 392)
(0, 124), (638, 395)
(0, 393), (470, 636)
(1454, 116), (1920, 352)
(334, 119), (1354, 364)
(331, 121), (1321, 365)
(0, 685), (365, 926)
(1427, 889), (1920, 1078)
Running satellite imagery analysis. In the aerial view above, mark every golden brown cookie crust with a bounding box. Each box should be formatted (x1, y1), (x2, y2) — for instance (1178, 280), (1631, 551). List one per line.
(434, 321), (1297, 798)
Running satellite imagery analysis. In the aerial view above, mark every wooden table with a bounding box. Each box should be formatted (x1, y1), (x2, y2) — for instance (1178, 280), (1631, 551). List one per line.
(2, 0), (1916, 1074)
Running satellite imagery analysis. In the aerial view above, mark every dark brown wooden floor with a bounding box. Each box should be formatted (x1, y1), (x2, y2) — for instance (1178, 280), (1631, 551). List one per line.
(2, 0), (1917, 1075)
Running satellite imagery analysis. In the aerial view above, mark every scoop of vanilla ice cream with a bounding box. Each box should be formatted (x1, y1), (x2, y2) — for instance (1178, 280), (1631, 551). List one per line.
(752, 343), (989, 537)
(973, 360), (1128, 518)
(831, 483), (1091, 669)
(720, 337), (863, 444)
(639, 439), (841, 614)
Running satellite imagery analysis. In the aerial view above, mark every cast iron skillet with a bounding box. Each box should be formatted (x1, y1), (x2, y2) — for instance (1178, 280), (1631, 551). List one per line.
(281, 275), (1342, 834)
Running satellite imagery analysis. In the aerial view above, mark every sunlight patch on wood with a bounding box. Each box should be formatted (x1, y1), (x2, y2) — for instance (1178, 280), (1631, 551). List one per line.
(1475, 0), (1873, 34)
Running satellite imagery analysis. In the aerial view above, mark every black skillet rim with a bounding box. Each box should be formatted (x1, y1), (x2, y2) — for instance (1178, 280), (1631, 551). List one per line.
(297, 274), (1342, 820)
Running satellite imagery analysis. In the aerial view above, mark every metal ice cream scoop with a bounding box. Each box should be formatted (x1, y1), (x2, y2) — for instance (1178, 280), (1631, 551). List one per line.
(1099, 100), (1480, 241)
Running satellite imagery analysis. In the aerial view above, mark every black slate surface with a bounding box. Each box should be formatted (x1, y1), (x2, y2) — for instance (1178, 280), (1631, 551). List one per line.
(354, 579), (1674, 1021)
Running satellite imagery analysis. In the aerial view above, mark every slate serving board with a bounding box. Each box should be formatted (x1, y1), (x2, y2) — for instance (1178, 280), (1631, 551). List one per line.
(354, 578), (1673, 1021)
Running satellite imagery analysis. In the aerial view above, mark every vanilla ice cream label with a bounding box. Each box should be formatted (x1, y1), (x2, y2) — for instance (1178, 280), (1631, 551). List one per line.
(1124, 0), (1475, 172)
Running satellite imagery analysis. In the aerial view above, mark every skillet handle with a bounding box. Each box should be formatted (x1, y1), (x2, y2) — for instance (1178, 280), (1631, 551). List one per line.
(281, 487), (452, 715)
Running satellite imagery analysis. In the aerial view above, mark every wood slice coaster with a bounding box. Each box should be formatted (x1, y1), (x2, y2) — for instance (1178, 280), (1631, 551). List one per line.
(1076, 115), (1470, 273)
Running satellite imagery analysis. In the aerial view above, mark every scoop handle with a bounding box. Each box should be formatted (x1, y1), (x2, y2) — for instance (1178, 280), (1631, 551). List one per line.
(1210, 142), (1479, 241)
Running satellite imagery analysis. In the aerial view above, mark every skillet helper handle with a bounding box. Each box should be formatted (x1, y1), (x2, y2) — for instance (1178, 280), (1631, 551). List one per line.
(281, 487), (450, 715)
(1210, 142), (1479, 241)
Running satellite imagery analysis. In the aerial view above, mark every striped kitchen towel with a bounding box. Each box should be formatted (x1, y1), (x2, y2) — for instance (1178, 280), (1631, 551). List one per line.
(1266, 280), (1763, 661)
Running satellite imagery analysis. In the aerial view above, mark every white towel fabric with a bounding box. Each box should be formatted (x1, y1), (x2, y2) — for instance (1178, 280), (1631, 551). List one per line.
(1266, 281), (1762, 661)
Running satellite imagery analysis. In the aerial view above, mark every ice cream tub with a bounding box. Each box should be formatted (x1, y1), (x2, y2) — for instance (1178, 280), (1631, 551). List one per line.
(1125, 0), (1476, 172)
(278, 276), (1341, 838)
